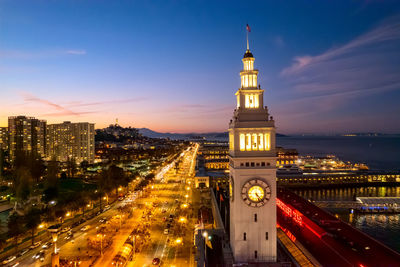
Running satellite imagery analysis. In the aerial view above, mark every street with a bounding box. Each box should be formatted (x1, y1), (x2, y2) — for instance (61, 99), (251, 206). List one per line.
(6, 144), (197, 267)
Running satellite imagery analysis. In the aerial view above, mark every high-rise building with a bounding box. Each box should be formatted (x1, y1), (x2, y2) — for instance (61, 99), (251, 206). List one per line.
(0, 127), (8, 151)
(8, 116), (47, 159)
(228, 44), (277, 262)
(47, 121), (95, 164)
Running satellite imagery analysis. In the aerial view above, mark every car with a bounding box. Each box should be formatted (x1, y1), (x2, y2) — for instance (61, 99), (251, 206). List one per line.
(39, 252), (45, 262)
(161, 209), (166, 213)
(168, 218), (173, 223)
(32, 250), (44, 260)
(80, 226), (89, 231)
(29, 241), (41, 249)
(152, 257), (161, 265)
(163, 229), (169, 235)
(118, 197), (124, 201)
(18, 248), (30, 256)
(2, 255), (16, 264)
(169, 214), (174, 218)
(166, 223), (171, 228)
(162, 217), (167, 222)
(99, 217), (107, 223)
(42, 242), (52, 249)
(64, 235), (72, 240)
(10, 262), (20, 267)
(61, 227), (71, 233)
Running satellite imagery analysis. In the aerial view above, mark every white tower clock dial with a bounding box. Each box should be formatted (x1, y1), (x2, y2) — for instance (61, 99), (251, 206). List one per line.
(241, 179), (271, 207)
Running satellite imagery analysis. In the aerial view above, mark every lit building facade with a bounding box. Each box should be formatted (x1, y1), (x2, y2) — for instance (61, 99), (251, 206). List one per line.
(0, 127), (8, 151)
(47, 121), (95, 164)
(229, 47), (277, 262)
(8, 116), (47, 159)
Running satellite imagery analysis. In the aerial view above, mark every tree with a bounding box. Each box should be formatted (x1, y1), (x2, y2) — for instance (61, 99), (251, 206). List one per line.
(29, 153), (45, 183)
(8, 213), (24, 251)
(0, 149), (5, 180)
(80, 160), (89, 173)
(14, 167), (33, 204)
(43, 157), (60, 203)
(96, 170), (112, 211)
(108, 165), (127, 197)
(24, 208), (41, 245)
(66, 157), (77, 178)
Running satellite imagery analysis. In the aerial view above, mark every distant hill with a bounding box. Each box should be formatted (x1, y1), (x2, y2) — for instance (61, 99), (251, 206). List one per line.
(138, 128), (286, 140)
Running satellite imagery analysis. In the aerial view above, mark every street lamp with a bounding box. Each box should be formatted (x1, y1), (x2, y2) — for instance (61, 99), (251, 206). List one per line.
(97, 234), (105, 256)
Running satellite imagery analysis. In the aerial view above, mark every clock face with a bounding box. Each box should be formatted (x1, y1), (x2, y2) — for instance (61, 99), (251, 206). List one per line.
(241, 179), (271, 207)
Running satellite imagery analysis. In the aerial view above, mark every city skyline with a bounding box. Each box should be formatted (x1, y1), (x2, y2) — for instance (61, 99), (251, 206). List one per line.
(1, 1), (400, 134)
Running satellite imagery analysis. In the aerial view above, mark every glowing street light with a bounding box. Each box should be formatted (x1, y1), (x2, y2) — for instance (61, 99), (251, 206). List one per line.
(66, 212), (71, 217)
(185, 194), (189, 199)
(97, 234), (105, 256)
(179, 217), (187, 223)
(175, 238), (182, 244)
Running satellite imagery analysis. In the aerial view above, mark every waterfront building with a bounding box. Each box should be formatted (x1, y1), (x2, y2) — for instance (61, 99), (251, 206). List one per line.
(47, 121), (95, 164)
(0, 127), (8, 151)
(8, 116), (47, 159)
(228, 45), (277, 262)
(276, 147), (298, 167)
(198, 141), (229, 170)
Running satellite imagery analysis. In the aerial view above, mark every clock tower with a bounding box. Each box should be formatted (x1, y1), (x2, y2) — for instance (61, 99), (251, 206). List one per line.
(228, 43), (277, 263)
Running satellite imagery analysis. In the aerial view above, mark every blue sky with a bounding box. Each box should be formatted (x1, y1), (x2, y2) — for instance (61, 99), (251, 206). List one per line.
(1, 0), (400, 134)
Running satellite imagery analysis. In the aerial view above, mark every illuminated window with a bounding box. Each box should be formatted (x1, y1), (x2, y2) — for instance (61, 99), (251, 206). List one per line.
(252, 134), (258, 150)
(258, 133), (264, 150)
(264, 133), (271, 151)
(244, 94), (259, 108)
(240, 134), (245, 151)
(246, 134), (251, 151)
(229, 133), (234, 150)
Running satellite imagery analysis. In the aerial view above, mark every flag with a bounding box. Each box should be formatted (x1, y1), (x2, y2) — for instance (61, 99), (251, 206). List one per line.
(220, 194), (224, 202)
(216, 183), (220, 191)
(246, 24), (251, 32)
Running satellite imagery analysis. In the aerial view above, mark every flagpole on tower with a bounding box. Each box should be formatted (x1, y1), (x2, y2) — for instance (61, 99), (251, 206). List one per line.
(246, 27), (249, 50)
(246, 24), (251, 50)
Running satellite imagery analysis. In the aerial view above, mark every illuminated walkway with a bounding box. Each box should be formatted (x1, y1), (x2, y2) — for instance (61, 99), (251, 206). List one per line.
(277, 228), (318, 267)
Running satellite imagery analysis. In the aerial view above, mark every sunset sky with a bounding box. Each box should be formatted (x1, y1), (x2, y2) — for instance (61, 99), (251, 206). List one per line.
(1, 1), (400, 134)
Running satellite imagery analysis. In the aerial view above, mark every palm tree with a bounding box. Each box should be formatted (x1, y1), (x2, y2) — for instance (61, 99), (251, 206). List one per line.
(108, 165), (127, 197)
(97, 170), (112, 211)
(24, 208), (41, 245)
(8, 213), (24, 251)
